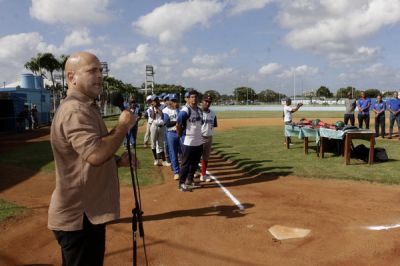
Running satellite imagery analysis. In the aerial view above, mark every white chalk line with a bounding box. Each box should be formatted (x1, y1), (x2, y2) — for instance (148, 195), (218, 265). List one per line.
(365, 223), (400, 231)
(206, 170), (245, 211)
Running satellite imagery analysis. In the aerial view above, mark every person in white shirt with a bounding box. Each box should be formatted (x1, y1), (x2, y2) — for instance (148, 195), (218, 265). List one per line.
(283, 98), (303, 144)
(200, 95), (217, 182)
(143, 95), (152, 147)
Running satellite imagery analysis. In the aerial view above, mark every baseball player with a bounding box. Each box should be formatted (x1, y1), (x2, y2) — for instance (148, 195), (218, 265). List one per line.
(143, 95), (152, 147)
(163, 94), (181, 180)
(200, 95), (217, 182)
(176, 90), (203, 192)
(148, 95), (169, 166)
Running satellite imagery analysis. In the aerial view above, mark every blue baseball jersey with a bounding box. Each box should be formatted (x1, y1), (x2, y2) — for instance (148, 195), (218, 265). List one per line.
(373, 101), (386, 114)
(388, 98), (400, 112)
(357, 98), (371, 115)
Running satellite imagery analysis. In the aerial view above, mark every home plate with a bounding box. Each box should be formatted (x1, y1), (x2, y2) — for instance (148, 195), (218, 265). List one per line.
(268, 225), (311, 240)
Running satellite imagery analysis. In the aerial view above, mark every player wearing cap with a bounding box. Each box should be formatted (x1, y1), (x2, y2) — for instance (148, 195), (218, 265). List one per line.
(176, 90), (203, 192)
(149, 95), (169, 166)
(200, 95), (217, 182)
(143, 95), (152, 147)
(163, 94), (181, 180)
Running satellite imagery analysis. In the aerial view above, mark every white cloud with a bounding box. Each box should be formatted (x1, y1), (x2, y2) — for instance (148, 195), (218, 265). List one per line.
(259, 63), (282, 75)
(182, 67), (236, 80)
(277, 0), (400, 63)
(192, 49), (237, 66)
(228, 0), (273, 15)
(30, 0), (112, 25)
(160, 58), (179, 66)
(133, 0), (224, 43)
(111, 44), (150, 69)
(62, 28), (94, 49)
(0, 32), (58, 82)
(277, 65), (319, 78)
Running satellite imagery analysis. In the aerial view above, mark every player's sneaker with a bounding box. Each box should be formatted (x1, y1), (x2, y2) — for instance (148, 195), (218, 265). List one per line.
(173, 174), (179, 180)
(202, 174), (211, 182)
(162, 161), (171, 167)
(153, 160), (159, 166)
(179, 183), (192, 192)
(186, 182), (201, 189)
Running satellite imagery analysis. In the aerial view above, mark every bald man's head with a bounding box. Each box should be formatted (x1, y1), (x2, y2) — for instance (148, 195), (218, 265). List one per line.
(65, 51), (103, 98)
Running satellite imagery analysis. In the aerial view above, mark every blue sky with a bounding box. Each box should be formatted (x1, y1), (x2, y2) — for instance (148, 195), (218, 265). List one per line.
(1, 0), (400, 96)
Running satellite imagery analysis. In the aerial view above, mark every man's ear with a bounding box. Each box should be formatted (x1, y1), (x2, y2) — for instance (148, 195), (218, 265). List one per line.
(67, 71), (76, 85)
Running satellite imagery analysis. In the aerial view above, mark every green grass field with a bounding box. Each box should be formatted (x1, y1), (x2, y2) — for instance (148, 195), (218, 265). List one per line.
(213, 125), (400, 184)
(0, 199), (26, 222)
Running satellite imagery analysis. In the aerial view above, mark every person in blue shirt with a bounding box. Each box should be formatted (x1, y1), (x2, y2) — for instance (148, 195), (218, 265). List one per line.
(356, 91), (371, 129)
(373, 94), (386, 138)
(124, 99), (142, 149)
(388, 91), (400, 139)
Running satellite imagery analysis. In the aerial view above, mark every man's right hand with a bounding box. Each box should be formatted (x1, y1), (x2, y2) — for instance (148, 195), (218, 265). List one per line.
(118, 110), (137, 132)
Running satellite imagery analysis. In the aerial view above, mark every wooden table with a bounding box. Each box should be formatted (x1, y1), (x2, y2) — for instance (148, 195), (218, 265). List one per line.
(319, 130), (375, 165)
(343, 131), (375, 165)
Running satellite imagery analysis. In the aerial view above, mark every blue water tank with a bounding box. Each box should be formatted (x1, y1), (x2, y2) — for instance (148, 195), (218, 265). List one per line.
(21, 74), (35, 89)
(34, 75), (44, 89)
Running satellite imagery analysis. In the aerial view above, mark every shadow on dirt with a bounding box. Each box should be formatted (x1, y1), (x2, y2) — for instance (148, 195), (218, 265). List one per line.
(0, 128), (54, 193)
(110, 203), (254, 223)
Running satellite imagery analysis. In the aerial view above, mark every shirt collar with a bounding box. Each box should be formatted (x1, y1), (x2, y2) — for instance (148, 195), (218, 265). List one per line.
(67, 90), (96, 106)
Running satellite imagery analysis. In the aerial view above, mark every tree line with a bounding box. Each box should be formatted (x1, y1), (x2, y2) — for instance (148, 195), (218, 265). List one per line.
(23, 53), (397, 109)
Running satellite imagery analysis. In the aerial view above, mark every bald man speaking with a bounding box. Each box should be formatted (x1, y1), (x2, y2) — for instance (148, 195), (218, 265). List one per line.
(48, 51), (137, 265)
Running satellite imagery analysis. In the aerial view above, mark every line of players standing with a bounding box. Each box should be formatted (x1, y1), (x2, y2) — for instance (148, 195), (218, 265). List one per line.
(344, 91), (400, 139)
(125, 90), (218, 192)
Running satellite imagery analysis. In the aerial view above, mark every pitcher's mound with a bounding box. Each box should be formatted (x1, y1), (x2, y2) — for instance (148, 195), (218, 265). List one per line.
(268, 225), (311, 240)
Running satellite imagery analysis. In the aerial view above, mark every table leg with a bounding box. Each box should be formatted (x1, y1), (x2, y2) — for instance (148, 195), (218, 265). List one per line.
(320, 137), (324, 158)
(344, 134), (351, 165)
(304, 137), (309, 154)
(285, 137), (290, 149)
(369, 134), (375, 165)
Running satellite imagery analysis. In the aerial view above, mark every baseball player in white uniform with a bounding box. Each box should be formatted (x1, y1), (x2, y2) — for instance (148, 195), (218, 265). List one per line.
(200, 95), (217, 182)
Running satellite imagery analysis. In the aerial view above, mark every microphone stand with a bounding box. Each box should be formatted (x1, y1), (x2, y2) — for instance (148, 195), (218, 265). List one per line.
(126, 124), (148, 266)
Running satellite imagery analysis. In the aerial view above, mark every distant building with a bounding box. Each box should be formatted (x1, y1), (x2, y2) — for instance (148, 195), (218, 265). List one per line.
(0, 74), (51, 132)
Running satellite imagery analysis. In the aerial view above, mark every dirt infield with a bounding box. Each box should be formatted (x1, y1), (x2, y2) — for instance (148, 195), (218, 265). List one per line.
(1, 118), (400, 265)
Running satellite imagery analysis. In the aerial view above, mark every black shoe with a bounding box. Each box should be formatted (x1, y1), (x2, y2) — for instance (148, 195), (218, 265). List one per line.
(388, 136), (392, 139)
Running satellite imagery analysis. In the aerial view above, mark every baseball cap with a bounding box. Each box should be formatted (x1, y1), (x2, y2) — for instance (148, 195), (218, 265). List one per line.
(184, 91), (189, 97)
(146, 95), (152, 101)
(169, 94), (177, 101)
(203, 95), (212, 102)
(163, 94), (170, 100)
(150, 94), (159, 101)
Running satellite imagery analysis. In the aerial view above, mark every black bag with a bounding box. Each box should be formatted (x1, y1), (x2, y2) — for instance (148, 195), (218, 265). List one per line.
(322, 139), (343, 155)
(351, 144), (369, 162)
(374, 147), (388, 162)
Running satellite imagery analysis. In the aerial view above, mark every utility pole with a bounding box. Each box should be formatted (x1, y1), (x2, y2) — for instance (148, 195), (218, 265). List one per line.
(293, 70), (296, 102)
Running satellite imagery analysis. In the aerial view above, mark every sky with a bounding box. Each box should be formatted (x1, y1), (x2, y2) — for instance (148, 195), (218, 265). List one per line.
(1, 0), (400, 96)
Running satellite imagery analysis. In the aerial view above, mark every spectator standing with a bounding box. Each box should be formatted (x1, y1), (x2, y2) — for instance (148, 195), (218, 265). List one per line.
(388, 91), (400, 139)
(149, 95), (169, 166)
(31, 104), (39, 128)
(356, 91), (371, 129)
(143, 95), (152, 147)
(373, 95), (386, 138)
(283, 98), (303, 144)
(344, 92), (356, 126)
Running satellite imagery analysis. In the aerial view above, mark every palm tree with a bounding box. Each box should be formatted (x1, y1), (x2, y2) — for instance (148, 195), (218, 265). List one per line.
(40, 53), (61, 113)
(58, 54), (69, 93)
(24, 60), (39, 75)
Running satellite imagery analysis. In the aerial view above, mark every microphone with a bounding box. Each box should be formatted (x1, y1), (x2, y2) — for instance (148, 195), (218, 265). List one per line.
(110, 92), (125, 111)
